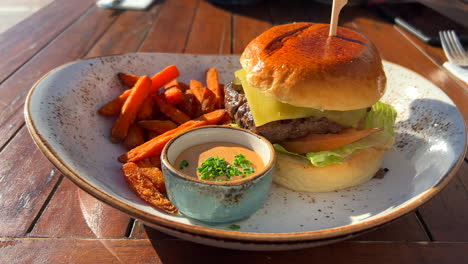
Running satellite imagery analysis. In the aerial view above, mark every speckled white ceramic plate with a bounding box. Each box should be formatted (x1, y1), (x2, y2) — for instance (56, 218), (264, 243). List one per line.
(25, 53), (466, 250)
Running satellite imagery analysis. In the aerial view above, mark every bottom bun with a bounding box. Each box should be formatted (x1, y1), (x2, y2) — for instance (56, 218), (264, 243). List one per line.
(273, 148), (385, 192)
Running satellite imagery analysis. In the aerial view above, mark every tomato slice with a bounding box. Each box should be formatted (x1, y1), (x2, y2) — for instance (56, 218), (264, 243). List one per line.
(281, 128), (383, 154)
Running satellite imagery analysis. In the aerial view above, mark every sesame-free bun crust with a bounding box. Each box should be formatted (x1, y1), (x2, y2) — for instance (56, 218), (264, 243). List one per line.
(240, 23), (386, 110)
(273, 148), (385, 192)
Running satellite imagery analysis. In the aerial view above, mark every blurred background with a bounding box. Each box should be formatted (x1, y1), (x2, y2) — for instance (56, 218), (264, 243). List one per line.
(0, 0), (53, 33)
(1, 0), (466, 35)
(1, 0), (466, 50)
(0, 0), (468, 33)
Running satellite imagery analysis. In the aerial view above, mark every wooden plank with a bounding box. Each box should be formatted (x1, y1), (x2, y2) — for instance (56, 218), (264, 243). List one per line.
(458, 161), (468, 193)
(1, 238), (468, 263)
(232, 5), (272, 54)
(352, 17), (468, 122)
(0, 127), (60, 236)
(418, 163), (468, 241)
(0, 0), (95, 84)
(28, 178), (130, 238)
(130, 220), (175, 239)
(394, 26), (468, 92)
(393, 26), (446, 68)
(0, 6), (116, 105)
(353, 213), (428, 241)
(376, 3), (468, 69)
(138, 0), (200, 53)
(85, 5), (161, 58)
(0, 6), (118, 149)
(0, 238), (160, 263)
(184, 0), (231, 55)
(0, 102), (25, 151)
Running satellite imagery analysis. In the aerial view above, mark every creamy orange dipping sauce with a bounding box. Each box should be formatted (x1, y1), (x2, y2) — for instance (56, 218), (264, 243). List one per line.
(174, 142), (264, 181)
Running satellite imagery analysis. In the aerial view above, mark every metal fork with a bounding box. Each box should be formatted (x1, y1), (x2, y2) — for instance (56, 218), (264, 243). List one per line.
(439, 30), (468, 67)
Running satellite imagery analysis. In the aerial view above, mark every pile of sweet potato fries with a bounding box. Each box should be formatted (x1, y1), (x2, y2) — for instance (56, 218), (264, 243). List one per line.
(98, 65), (228, 214)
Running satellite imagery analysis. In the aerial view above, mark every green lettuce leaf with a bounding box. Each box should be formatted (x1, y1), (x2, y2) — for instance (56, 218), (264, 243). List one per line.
(365, 101), (397, 136)
(275, 101), (397, 167)
(273, 144), (304, 158)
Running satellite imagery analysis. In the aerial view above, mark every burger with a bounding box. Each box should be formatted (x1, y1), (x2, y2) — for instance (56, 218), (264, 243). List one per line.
(224, 23), (397, 192)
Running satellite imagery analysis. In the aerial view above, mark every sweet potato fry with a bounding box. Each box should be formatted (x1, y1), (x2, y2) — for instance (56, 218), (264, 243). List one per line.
(149, 156), (162, 168)
(134, 159), (160, 168)
(189, 80), (205, 102)
(177, 90), (201, 118)
(117, 65), (179, 93)
(98, 89), (132, 116)
(111, 76), (152, 143)
(153, 95), (191, 124)
(118, 73), (140, 87)
(146, 130), (159, 141)
(124, 124), (145, 150)
(119, 109), (228, 162)
(190, 79), (217, 113)
(206, 68), (223, 108)
(152, 106), (168, 121)
(122, 162), (176, 213)
(139, 120), (178, 134)
(164, 86), (184, 105)
(135, 160), (153, 168)
(201, 87), (216, 113)
(134, 161), (166, 193)
(140, 167), (166, 194)
(219, 83), (224, 105)
(178, 82), (189, 92)
(137, 97), (154, 120)
(164, 80), (185, 104)
(164, 79), (179, 89)
(150, 65), (180, 93)
(219, 111), (232, 125)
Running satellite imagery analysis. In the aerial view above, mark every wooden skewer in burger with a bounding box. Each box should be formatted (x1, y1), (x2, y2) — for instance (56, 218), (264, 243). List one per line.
(224, 0), (396, 192)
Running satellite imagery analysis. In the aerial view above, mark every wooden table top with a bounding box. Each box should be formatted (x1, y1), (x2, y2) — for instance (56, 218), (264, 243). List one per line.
(1, 0), (467, 263)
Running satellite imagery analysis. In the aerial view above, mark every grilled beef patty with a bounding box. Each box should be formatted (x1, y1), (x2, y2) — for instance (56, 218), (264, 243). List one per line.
(224, 82), (343, 143)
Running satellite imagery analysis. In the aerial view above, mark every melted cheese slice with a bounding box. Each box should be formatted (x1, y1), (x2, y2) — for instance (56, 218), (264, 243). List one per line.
(235, 69), (367, 127)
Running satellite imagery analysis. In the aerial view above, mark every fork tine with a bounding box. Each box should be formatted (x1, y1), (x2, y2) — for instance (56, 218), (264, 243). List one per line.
(440, 31), (454, 62)
(440, 30), (468, 66)
(448, 30), (465, 60)
(449, 31), (467, 60)
(444, 31), (459, 59)
(445, 31), (462, 61)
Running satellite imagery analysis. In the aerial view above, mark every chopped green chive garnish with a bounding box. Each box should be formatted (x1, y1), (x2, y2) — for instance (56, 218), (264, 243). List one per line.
(229, 224), (241, 230)
(233, 154), (250, 166)
(196, 154), (255, 180)
(243, 167), (255, 174)
(179, 160), (189, 169)
(234, 154), (255, 175)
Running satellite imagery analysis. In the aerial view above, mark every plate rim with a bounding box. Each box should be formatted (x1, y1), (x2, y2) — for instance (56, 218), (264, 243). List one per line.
(24, 52), (468, 243)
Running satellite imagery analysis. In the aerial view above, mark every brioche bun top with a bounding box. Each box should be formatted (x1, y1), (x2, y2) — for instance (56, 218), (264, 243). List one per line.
(240, 23), (386, 111)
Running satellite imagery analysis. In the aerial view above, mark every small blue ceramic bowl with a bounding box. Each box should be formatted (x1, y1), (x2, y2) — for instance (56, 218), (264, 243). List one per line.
(161, 126), (275, 224)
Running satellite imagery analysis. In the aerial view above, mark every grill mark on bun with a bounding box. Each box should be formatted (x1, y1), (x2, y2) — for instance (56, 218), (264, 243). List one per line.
(335, 35), (366, 45)
(263, 24), (312, 56)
